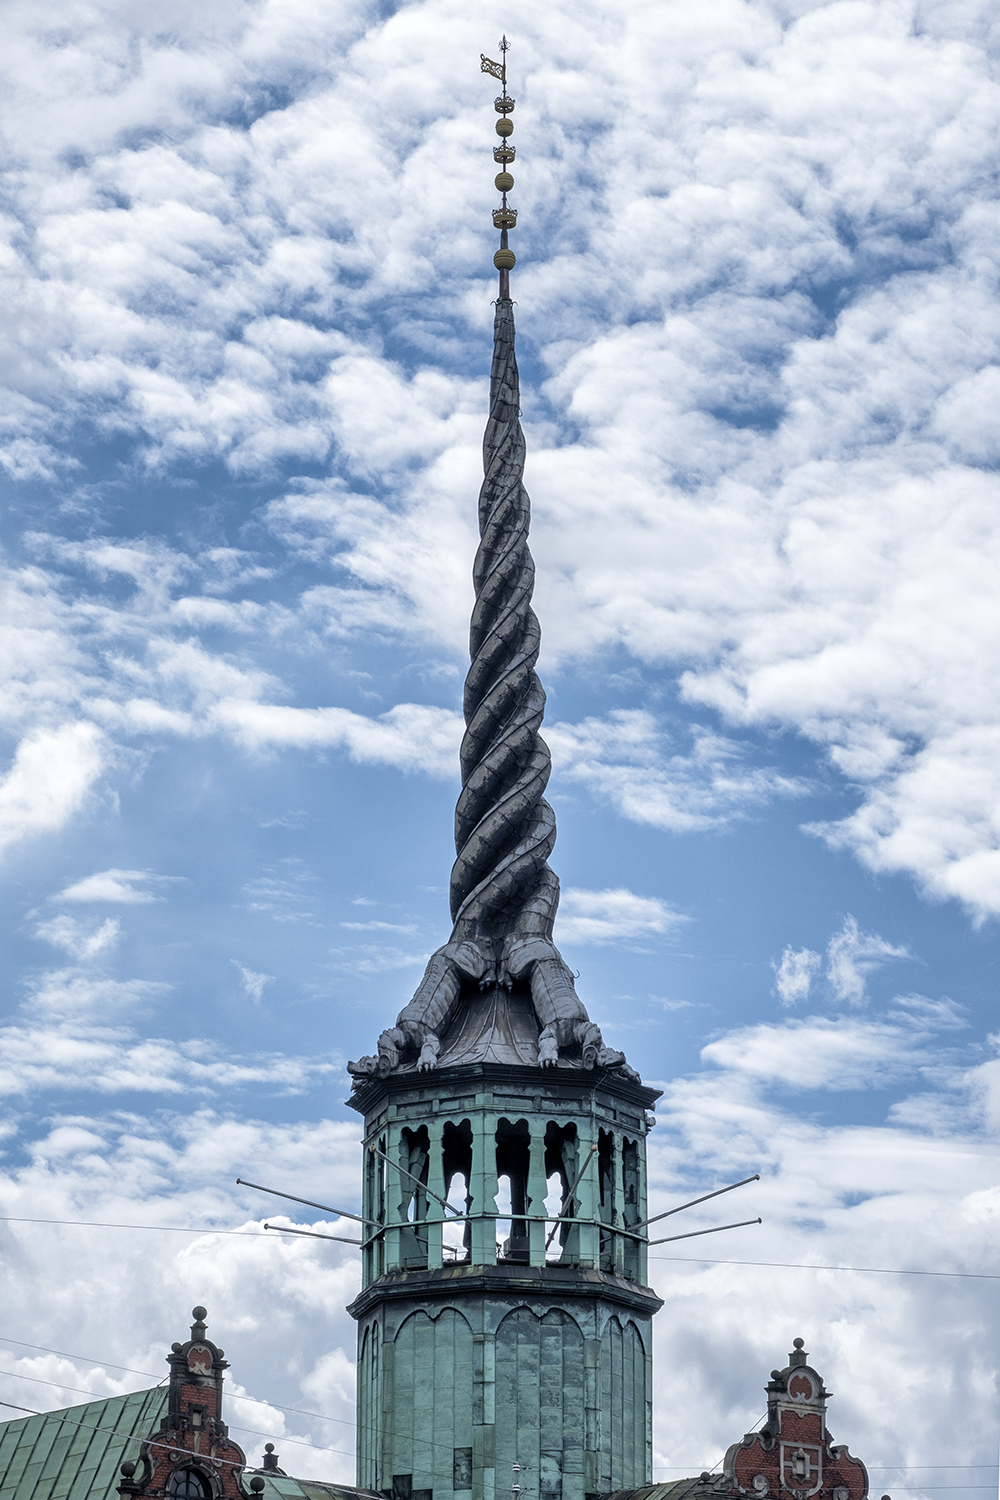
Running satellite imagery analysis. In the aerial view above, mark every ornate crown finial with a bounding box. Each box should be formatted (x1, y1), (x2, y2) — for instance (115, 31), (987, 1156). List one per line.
(481, 39), (517, 294)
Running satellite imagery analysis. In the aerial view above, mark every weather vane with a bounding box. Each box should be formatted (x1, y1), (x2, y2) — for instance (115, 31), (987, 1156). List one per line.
(481, 36), (517, 296)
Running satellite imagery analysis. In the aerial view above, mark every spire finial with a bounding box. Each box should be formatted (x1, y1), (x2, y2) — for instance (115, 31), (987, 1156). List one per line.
(481, 40), (517, 295)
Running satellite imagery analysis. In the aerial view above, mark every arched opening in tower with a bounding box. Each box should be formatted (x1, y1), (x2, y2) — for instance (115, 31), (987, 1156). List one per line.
(442, 1118), (473, 1263)
(398, 1125), (430, 1270)
(544, 1121), (578, 1264)
(495, 1117), (530, 1262)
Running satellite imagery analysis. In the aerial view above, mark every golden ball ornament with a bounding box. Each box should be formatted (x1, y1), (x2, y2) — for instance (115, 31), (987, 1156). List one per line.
(495, 117), (514, 137)
(494, 172), (514, 191)
(494, 248), (516, 270)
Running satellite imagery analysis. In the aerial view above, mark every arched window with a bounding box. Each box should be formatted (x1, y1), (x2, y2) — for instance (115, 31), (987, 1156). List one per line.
(167, 1468), (211, 1500)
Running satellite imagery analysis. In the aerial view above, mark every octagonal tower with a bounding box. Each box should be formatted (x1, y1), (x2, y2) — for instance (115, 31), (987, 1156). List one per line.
(345, 54), (662, 1500)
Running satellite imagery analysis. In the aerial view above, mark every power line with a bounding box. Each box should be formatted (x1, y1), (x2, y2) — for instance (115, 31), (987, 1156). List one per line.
(649, 1253), (1000, 1281)
(4, 1359), (998, 1480)
(0, 1346), (465, 1463)
(7, 1214), (1000, 1284)
(0, 1398), (315, 1471)
(0, 1215), (354, 1239)
(0, 1369), (354, 1461)
(0, 1332), (356, 1429)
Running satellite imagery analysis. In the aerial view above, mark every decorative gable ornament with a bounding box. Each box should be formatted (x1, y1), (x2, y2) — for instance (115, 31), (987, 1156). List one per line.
(724, 1340), (868, 1500)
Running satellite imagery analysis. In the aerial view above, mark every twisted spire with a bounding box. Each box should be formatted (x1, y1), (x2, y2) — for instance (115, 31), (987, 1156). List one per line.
(450, 297), (557, 952)
(345, 44), (639, 1083)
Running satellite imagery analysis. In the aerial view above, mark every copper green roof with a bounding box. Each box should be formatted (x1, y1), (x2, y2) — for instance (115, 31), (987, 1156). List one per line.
(0, 1387), (168, 1500)
(255, 1479), (381, 1500)
(0, 1391), (385, 1500)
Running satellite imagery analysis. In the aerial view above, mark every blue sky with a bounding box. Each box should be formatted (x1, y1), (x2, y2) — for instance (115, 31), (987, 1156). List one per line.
(3, 0), (1000, 1495)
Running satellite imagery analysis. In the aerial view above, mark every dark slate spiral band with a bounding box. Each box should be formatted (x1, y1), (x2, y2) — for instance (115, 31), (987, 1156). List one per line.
(347, 294), (640, 1083)
(450, 297), (557, 943)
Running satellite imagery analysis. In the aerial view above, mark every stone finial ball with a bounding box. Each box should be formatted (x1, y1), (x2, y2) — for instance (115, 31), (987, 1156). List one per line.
(250, 1480), (266, 1493)
(494, 172), (514, 191)
(192, 1306), (208, 1321)
(793, 1338), (804, 1349)
(494, 248), (516, 270)
(120, 1463), (136, 1478)
(495, 118), (513, 137)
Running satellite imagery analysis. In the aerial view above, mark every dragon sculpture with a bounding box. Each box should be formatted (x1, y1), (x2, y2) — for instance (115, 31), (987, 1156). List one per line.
(348, 296), (637, 1085)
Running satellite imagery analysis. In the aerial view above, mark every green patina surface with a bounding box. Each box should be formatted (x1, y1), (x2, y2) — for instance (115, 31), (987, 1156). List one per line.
(260, 1478), (380, 1500)
(0, 1388), (169, 1500)
(0, 1394), (376, 1500)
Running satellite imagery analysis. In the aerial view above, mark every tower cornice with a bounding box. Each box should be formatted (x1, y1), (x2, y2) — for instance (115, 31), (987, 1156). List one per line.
(346, 1059), (662, 1117)
(347, 1260), (664, 1322)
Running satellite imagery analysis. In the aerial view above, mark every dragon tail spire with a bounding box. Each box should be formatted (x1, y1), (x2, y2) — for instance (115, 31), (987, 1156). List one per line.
(449, 296), (558, 954)
(346, 53), (638, 1084)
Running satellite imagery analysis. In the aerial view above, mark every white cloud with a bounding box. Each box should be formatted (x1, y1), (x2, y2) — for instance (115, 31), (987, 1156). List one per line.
(232, 962), (274, 1004)
(647, 1041), (1000, 1483)
(1, 548), (460, 803)
(5, 7), (1000, 1493)
(547, 714), (805, 832)
(889, 993), (967, 1032)
(56, 870), (163, 904)
(810, 726), (1000, 919)
(700, 1014), (941, 1094)
(0, 723), (105, 855)
(0, 1109), (364, 1480)
(23, 971), (172, 1020)
(555, 887), (687, 946)
(339, 921), (418, 934)
(2, 0), (1000, 914)
(772, 946), (821, 1007)
(826, 915), (911, 1006)
(1, 975), (345, 1090)
(35, 915), (122, 961)
(0, 1019), (340, 1097)
(0, 1023), (997, 1494)
(211, 700), (462, 778)
(329, 945), (428, 976)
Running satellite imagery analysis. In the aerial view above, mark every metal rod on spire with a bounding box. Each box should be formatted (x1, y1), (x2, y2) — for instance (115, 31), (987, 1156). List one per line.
(631, 1173), (761, 1233)
(263, 1223), (361, 1247)
(647, 1216), (763, 1247)
(483, 39), (517, 297)
(236, 1176), (377, 1227)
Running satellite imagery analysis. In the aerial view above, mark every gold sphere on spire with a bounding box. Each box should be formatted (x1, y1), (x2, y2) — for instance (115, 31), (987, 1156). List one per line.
(496, 117), (513, 137)
(495, 171), (514, 191)
(494, 248), (516, 270)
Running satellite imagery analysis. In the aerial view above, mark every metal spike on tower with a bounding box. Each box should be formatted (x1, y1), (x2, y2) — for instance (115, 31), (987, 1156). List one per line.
(482, 37), (517, 294)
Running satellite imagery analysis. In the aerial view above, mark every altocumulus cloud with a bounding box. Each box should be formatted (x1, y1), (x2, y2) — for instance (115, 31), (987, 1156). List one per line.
(1, 0), (1000, 920)
(555, 887), (688, 946)
(56, 870), (168, 904)
(3, 5), (1000, 1493)
(0, 1026), (996, 1488)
